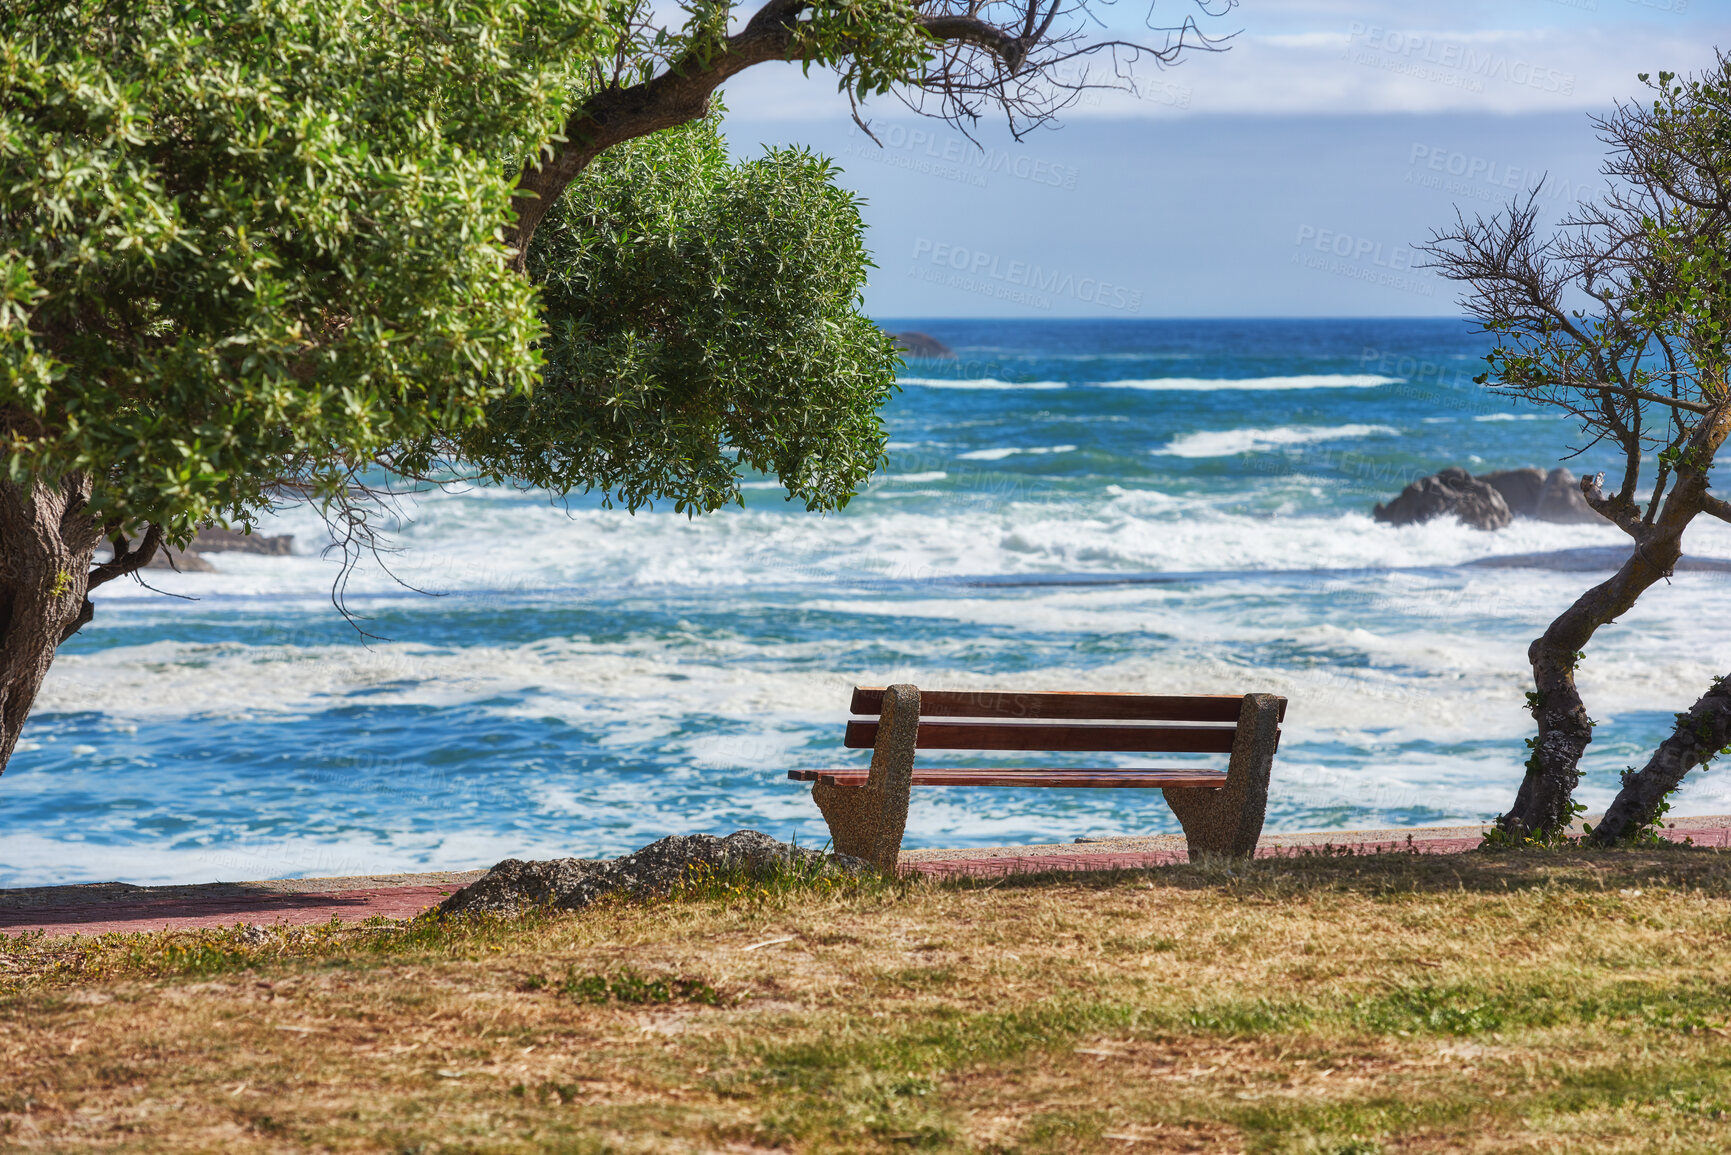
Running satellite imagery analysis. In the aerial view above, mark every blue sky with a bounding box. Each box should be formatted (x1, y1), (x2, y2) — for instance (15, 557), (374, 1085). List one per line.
(720, 0), (1727, 317)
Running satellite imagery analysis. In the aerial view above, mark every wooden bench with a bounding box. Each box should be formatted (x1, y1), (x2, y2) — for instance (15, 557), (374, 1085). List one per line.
(789, 685), (1286, 872)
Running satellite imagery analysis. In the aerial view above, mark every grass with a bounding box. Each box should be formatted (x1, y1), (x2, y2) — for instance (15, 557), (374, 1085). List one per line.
(4, 847), (1731, 1152)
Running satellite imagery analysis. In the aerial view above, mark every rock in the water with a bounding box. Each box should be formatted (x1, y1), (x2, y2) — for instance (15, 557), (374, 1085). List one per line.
(439, 830), (866, 918)
(1479, 468), (1546, 518)
(191, 526), (294, 555)
(892, 331), (953, 358)
(1373, 466), (1513, 531)
(1533, 467), (1608, 524)
(113, 524), (294, 573)
(142, 545), (217, 572)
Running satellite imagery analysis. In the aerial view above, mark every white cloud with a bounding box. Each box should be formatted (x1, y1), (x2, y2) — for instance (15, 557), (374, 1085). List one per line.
(1111, 23), (1713, 116)
(719, 3), (1724, 121)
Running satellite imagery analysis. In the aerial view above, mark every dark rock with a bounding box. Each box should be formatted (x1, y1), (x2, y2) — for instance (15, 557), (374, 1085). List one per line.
(438, 830), (866, 918)
(103, 524), (294, 573)
(441, 857), (606, 916)
(142, 545), (217, 572)
(1533, 467), (1609, 525)
(190, 526), (294, 555)
(1471, 547), (1731, 573)
(891, 331), (953, 359)
(1373, 467), (1513, 531)
(1479, 468), (1546, 517)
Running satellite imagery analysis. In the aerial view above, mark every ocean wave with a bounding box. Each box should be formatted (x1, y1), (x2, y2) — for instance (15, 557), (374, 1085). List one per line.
(1150, 424), (1401, 458)
(86, 488), (1694, 600)
(899, 377), (1067, 389)
(956, 445), (1078, 461)
(901, 374), (1398, 391)
(1096, 374), (1399, 391)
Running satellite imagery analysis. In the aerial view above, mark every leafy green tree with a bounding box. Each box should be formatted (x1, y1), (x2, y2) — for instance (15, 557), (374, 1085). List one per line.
(1, 0), (601, 767)
(1424, 55), (1731, 842)
(0, 0), (1225, 775)
(463, 116), (897, 516)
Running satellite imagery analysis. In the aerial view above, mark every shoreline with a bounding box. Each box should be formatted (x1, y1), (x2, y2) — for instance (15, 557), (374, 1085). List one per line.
(6, 816), (1731, 938)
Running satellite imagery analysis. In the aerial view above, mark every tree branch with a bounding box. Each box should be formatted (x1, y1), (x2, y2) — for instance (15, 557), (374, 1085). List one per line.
(919, 14), (1028, 72)
(1701, 493), (1731, 523)
(63, 523), (165, 642)
(86, 523), (164, 592)
(504, 0), (1224, 262)
(1562, 381), (1715, 414)
(1581, 471), (1644, 536)
(505, 7), (803, 264)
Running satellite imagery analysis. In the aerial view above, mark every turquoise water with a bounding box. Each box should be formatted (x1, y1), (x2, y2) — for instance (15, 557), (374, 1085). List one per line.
(9, 318), (1731, 885)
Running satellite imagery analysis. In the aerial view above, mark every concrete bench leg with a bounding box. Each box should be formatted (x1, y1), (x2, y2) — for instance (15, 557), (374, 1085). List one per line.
(1162, 693), (1281, 858)
(813, 683), (919, 873)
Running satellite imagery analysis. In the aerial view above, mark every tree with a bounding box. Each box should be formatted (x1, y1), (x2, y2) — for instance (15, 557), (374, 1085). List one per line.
(499, 0), (1233, 264)
(1, 0), (592, 770)
(460, 114), (899, 518)
(1422, 56), (1731, 842)
(1, 0), (1228, 779)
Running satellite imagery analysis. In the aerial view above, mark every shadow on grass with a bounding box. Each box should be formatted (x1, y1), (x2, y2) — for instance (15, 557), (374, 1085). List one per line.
(8, 844), (1729, 995)
(932, 842), (1731, 898)
(0, 856), (896, 993)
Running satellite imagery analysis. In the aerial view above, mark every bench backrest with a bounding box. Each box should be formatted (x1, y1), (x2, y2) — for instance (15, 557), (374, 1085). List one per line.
(844, 687), (1286, 754)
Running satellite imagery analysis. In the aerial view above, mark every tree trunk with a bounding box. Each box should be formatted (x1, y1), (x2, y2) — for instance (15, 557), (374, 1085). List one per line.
(0, 474), (105, 774)
(1590, 674), (1731, 844)
(1499, 534), (1684, 837)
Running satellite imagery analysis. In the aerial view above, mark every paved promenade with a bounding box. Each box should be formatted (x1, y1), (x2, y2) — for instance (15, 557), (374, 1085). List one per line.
(4, 818), (1728, 938)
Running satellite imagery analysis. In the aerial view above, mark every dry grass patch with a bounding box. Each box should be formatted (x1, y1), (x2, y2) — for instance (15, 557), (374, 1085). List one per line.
(3, 848), (1731, 1152)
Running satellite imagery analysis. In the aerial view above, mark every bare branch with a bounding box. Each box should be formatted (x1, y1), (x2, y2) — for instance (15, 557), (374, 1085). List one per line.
(919, 14), (1029, 71)
(1581, 471), (1645, 537)
(1562, 381), (1714, 414)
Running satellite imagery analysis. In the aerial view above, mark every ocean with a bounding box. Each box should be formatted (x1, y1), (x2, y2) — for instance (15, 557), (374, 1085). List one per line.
(9, 317), (1731, 887)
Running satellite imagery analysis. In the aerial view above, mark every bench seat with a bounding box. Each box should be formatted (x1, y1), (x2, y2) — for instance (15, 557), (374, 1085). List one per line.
(793, 684), (1284, 871)
(789, 768), (1230, 788)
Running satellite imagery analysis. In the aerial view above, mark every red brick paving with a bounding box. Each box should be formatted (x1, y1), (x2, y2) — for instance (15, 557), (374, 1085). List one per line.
(0, 885), (453, 939)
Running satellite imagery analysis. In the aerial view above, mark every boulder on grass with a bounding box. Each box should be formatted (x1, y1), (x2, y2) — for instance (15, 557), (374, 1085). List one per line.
(1373, 467), (1514, 531)
(438, 830), (866, 918)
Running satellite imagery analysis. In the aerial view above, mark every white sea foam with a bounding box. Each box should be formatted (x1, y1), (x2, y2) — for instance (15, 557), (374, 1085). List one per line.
(91, 488), (1731, 600)
(1150, 424), (1401, 458)
(901, 374), (1399, 392)
(37, 561), (1731, 889)
(899, 377), (1067, 389)
(31, 319), (1731, 889)
(1096, 374), (1398, 391)
(956, 445), (1078, 461)
(46, 450), (1731, 888)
